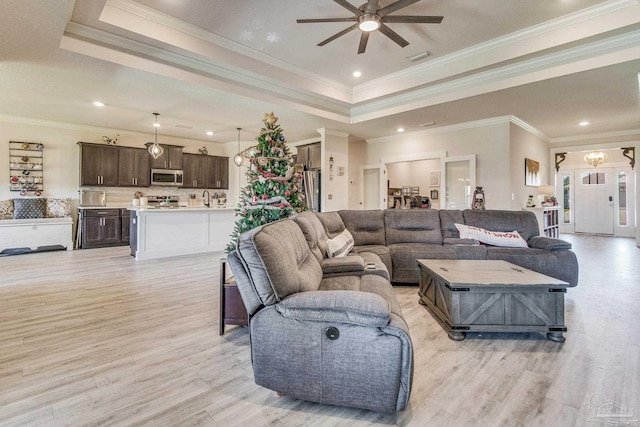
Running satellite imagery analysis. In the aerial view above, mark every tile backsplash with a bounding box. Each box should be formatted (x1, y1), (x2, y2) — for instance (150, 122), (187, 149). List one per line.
(79, 186), (228, 206)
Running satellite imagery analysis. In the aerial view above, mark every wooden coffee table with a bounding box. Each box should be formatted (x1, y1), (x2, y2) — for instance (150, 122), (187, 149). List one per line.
(418, 259), (571, 342)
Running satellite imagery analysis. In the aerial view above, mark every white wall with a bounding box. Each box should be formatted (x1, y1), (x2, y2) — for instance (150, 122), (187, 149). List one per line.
(318, 128), (349, 212)
(509, 123), (550, 209)
(362, 118), (513, 209)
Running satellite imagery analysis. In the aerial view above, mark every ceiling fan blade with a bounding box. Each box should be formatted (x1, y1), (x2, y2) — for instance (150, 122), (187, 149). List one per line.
(333, 0), (363, 16)
(378, 23), (409, 47)
(317, 23), (358, 46)
(297, 17), (358, 23)
(358, 31), (370, 54)
(378, 0), (420, 17)
(383, 15), (443, 24)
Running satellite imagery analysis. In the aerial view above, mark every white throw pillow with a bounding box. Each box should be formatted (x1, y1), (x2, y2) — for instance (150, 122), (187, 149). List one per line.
(327, 229), (354, 258)
(455, 223), (528, 248)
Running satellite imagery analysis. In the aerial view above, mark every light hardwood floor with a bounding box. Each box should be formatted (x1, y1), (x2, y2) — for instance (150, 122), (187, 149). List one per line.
(0, 235), (638, 426)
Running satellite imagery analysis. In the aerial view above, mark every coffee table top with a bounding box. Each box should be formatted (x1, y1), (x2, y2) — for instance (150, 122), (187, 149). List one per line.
(417, 259), (568, 288)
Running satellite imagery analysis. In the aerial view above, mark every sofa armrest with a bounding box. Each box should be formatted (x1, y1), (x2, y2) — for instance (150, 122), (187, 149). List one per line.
(321, 255), (365, 274)
(528, 236), (572, 251)
(276, 290), (390, 327)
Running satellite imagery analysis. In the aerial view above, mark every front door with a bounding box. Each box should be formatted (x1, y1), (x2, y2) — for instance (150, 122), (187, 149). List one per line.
(574, 168), (614, 234)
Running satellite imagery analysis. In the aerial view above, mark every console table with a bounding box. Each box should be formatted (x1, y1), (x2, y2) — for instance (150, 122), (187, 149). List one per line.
(418, 259), (571, 342)
(219, 258), (248, 335)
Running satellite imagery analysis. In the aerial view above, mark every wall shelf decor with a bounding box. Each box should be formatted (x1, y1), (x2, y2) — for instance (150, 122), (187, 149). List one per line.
(9, 141), (44, 196)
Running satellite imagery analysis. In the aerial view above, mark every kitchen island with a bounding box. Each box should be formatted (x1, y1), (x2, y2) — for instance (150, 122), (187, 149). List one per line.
(128, 206), (235, 260)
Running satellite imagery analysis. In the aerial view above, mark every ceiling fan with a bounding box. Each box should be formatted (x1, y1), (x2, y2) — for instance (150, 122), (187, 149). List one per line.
(296, 0), (443, 54)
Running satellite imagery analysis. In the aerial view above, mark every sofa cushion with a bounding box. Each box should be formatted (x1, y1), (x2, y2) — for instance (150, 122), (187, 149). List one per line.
(45, 198), (72, 218)
(295, 211), (327, 263)
(384, 209), (442, 245)
(338, 210), (386, 246)
(463, 209), (539, 241)
(13, 198), (46, 219)
(316, 211), (346, 239)
(455, 223), (528, 248)
(0, 200), (14, 219)
(236, 219), (322, 306)
(388, 243), (457, 283)
(439, 210), (464, 239)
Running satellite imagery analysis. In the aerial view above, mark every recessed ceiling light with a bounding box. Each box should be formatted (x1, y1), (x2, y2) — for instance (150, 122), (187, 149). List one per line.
(579, 121), (590, 126)
(153, 122), (161, 128)
(352, 71), (362, 78)
(206, 131), (213, 136)
(397, 127), (405, 133)
(92, 101), (104, 107)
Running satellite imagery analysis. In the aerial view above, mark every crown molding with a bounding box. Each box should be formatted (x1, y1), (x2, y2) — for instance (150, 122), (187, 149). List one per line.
(353, 0), (640, 103)
(101, 0), (352, 102)
(365, 116), (512, 145)
(510, 117), (549, 142)
(550, 128), (640, 144)
(316, 128), (350, 138)
(0, 114), (224, 144)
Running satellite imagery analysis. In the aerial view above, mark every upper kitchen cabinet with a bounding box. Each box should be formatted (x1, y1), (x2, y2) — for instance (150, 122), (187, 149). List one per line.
(118, 147), (150, 187)
(78, 143), (119, 186)
(147, 144), (183, 170)
(296, 143), (321, 170)
(207, 156), (229, 189)
(182, 153), (205, 188)
(183, 154), (229, 189)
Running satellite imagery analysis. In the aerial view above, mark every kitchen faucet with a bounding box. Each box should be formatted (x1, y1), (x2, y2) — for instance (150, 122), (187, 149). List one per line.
(203, 190), (210, 208)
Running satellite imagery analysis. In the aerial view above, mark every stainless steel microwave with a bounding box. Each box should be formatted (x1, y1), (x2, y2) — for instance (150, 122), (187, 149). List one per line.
(151, 169), (183, 187)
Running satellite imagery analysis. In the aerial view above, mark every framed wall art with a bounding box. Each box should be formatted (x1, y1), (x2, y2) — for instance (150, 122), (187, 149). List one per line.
(429, 171), (440, 187)
(525, 158), (540, 187)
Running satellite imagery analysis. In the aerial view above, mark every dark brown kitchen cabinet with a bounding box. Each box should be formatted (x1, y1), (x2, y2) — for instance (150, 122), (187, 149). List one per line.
(80, 209), (122, 248)
(209, 156), (229, 189)
(78, 143), (119, 186)
(296, 142), (321, 170)
(120, 209), (130, 244)
(182, 153), (205, 188)
(118, 147), (150, 187)
(183, 154), (229, 189)
(148, 144), (183, 170)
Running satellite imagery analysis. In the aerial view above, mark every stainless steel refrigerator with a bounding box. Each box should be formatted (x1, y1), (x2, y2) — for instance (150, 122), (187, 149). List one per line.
(302, 170), (321, 212)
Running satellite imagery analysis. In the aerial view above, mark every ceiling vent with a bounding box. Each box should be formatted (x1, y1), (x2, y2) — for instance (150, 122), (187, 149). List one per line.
(175, 124), (193, 129)
(407, 51), (431, 62)
(419, 122), (436, 127)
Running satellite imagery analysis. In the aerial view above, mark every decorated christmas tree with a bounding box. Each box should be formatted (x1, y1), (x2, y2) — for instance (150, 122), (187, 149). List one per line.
(226, 112), (306, 253)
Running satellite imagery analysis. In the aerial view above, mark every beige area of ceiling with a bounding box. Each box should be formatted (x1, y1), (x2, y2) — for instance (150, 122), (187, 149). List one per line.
(1, 0), (640, 144)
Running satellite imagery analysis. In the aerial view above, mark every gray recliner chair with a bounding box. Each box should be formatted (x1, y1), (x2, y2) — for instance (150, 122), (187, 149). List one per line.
(227, 218), (413, 413)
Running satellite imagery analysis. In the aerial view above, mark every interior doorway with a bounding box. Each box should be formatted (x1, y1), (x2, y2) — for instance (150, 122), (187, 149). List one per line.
(360, 164), (387, 210)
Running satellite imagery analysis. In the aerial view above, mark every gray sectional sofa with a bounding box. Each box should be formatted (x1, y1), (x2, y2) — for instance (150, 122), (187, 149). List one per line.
(314, 209), (578, 286)
(226, 208), (578, 413)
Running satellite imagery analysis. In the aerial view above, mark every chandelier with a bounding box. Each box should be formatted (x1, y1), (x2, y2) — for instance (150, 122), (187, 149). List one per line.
(147, 113), (164, 160)
(584, 151), (607, 168)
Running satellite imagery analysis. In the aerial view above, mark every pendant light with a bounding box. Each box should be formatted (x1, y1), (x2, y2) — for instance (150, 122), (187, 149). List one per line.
(233, 127), (244, 166)
(148, 113), (164, 160)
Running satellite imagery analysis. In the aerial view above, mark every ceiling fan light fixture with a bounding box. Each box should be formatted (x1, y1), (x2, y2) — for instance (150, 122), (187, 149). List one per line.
(358, 14), (380, 32)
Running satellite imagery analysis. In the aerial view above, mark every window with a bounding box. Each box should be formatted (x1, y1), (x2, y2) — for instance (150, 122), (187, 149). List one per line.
(562, 175), (571, 224)
(618, 171), (627, 226)
(581, 172), (605, 185)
